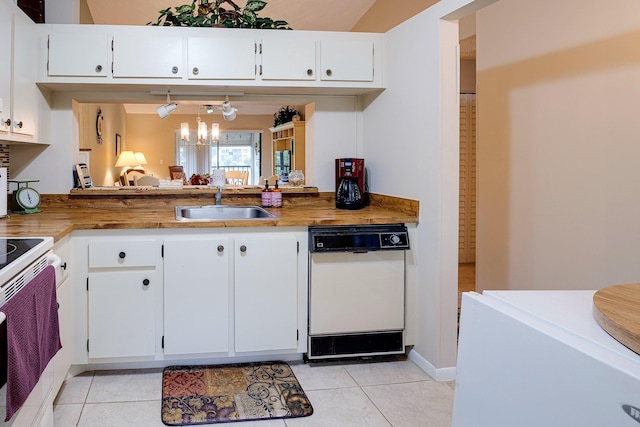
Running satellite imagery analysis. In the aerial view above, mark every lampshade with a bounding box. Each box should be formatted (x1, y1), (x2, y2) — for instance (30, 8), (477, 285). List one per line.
(115, 151), (139, 167)
(198, 119), (207, 141)
(211, 123), (219, 141)
(134, 152), (148, 165)
(181, 122), (190, 142)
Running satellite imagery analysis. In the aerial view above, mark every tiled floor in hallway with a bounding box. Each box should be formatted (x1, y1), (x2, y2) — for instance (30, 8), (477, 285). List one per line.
(53, 359), (455, 426)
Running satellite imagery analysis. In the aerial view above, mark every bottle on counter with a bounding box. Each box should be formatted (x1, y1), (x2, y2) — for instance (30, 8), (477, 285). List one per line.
(261, 179), (272, 207)
(272, 181), (282, 208)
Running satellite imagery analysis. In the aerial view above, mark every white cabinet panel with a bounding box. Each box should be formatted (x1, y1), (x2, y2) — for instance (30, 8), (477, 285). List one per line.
(163, 238), (230, 355)
(320, 40), (374, 82)
(53, 277), (72, 393)
(113, 35), (182, 78)
(261, 38), (316, 81)
(88, 270), (158, 358)
(48, 27), (109, 77)
(10, 10), (37, 136)
(188, 36), (256, 80)
(234, 236), (298, 352)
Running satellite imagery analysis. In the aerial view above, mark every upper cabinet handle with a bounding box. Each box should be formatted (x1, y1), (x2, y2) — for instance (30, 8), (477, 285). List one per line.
(217, 245), (224, 253)
(192, 67), (199, 75)
(240, 245), (247, 253)
(95, 65), (102, 73)
(307, 68), (313, 76)
(325, 69), (333, 77)
(172, 66), (179, 74)
(119, 251), (126, 259)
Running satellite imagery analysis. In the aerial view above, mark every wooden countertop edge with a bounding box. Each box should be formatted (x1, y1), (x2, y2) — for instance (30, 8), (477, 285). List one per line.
(2, 193), (419, 242)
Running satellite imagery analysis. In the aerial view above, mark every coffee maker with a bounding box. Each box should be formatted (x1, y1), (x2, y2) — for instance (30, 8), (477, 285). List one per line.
(335, 158), (366, 210)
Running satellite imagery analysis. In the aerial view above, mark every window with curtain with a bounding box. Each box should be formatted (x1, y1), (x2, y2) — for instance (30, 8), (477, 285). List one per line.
(175, 131), (261, 184)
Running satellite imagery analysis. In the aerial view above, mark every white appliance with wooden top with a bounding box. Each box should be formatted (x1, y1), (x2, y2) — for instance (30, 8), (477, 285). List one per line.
(453, 290), (640, 427)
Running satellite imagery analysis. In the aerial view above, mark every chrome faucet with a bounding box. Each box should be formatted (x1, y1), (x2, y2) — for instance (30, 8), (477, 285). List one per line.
(215, 186), (222, 205)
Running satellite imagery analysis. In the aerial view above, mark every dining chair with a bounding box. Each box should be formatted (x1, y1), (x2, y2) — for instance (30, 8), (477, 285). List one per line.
(168, 165), (188, 185)
(225, 170), (249, 185)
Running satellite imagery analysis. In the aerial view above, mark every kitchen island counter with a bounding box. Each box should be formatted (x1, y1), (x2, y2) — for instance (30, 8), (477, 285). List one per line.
(0, 192), (418, 241)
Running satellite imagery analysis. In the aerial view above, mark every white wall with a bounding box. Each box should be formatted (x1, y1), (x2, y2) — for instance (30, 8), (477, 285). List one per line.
(363, 0), (496, 378)
(476, 0), (640, 291)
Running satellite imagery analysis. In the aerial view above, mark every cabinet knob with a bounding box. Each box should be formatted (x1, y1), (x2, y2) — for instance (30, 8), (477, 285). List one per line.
(240, 245), (247, 253)
(143, 279), (150, 286)
(172, 66), (179, 74)
(95, 65), (102, 73)
(14, 121), (23, 129)
(119, 251), (126, 259)
(307, 68), (313, 76)
(217, 245), (224, 253)
(2, 119), (10, 127)
(192, 67), (199, 75)
(325, 69), (333, 77)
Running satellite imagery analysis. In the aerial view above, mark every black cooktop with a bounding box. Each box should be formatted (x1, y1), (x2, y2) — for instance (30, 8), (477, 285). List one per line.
(0, 238), (44, 271)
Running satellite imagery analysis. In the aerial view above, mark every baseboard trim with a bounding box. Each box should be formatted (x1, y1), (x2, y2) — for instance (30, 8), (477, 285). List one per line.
(408, 348), (457, 381)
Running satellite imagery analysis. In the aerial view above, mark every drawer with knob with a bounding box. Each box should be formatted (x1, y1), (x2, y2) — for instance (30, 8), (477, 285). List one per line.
(88, 239), (159, 268)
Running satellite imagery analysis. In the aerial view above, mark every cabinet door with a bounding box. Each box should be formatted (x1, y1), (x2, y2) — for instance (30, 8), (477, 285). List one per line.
(0, 2), (11, 134)
(187, 36), (256, 80)
(261, 38), (316, 81)
(320, 40), (374, 82)
(88, 271), (157, 358)
(163, 238), (230, 355)
(234, 236), (298, 352)
(48, 27), (109, 77)
(112, 35), (182, 78)
(11, 9), (37, 136)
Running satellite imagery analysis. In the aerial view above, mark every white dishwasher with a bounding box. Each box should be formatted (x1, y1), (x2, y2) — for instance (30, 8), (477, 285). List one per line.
(307, 225), (409, 360)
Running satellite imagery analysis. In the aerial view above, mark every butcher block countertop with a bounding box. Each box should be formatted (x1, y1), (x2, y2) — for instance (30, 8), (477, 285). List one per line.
(0, 191), (419, 242)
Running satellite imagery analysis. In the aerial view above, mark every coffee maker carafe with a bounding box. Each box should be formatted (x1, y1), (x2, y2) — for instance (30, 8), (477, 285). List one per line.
(335, 158), (366, 210)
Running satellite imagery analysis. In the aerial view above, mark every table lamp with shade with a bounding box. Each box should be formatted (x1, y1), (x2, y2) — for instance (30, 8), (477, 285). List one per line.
(116, 151), (147, 185)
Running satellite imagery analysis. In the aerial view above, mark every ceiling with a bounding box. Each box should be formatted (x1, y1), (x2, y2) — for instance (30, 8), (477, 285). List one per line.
(84, 0), (377, 31)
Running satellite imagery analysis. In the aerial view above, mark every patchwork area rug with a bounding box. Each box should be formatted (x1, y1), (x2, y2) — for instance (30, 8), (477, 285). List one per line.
(162, 362), (313, 425)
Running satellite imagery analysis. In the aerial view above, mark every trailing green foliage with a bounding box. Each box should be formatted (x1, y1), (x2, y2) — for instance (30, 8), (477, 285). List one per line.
(149, 0), (291, 29)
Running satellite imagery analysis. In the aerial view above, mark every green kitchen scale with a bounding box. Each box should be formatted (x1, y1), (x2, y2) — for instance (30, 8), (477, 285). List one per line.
(8, 179), (42, 214)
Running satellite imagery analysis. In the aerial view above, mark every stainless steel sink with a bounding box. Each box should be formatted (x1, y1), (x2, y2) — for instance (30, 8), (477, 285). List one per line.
(175, 205), (278, 221)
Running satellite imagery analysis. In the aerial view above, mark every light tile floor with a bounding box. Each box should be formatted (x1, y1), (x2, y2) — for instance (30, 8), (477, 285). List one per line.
(53, 359), (455, 426)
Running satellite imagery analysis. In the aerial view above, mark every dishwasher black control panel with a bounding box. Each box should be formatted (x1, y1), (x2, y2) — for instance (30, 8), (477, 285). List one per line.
(309, 224), (409, 252)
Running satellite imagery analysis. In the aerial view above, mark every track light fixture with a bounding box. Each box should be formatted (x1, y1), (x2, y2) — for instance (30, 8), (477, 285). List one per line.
(156, 92), (177, 119)
(202, 96), (238, 121)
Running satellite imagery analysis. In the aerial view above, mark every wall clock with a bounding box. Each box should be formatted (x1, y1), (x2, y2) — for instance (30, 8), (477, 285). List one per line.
(96, 107), (104, 144)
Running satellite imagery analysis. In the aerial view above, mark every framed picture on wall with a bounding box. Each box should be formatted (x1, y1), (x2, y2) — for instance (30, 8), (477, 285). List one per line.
(115, 133), (121, 156)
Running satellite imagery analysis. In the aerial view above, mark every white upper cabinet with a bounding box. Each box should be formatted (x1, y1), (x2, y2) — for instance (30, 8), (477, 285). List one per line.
(112, 34), (183, 78)
(188, 36), (256, 80)
(260, 36), (316, 81)
(48, 26), (109, 77)
(9, 9), (37, 137)
(320, 39), (374, 82)
(37, 25), (384, 92)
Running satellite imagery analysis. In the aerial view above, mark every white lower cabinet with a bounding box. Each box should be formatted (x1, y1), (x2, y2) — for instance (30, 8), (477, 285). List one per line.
(76, 228), (307, 364)
(234, 236), (298, 352)
(86, 237), (162, 359)
(163, 237), (230, 355)
(88, 270), (158, 358)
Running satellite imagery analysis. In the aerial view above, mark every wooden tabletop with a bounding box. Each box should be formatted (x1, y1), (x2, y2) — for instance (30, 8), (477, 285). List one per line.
(0, 192), (419, 242)
(593, 283), (640, 355)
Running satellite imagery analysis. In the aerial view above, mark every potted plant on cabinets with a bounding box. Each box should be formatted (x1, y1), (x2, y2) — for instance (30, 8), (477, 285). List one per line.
(149, 0), (291, 29)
